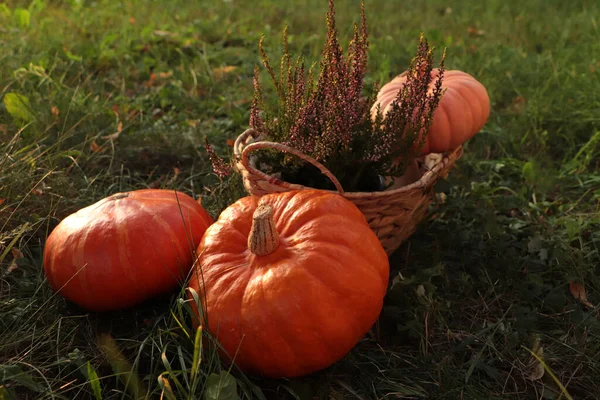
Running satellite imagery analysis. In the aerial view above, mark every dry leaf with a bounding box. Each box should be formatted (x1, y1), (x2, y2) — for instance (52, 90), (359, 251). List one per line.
(508, 95), (526, 114)
(467, 27), (485, 36)
(126, 109), (141, 121)
(143, 72), (157, 87)
(33, 182), (50, 196)
(527, 359), (545, 381)
(101, 132), (120, 141)
(7, 248), (24, 274)
(526, 336), (545, 381)
(159, 375), (176, 400)
(158, 71), (173, 79)
(90, 141), (103, 153)
(153, 30), (175, 37)
(186, 119), (200, 128)
(102, 122), (123, 141)
(212, 65), (238, 79)
(569, 281), (595, 309)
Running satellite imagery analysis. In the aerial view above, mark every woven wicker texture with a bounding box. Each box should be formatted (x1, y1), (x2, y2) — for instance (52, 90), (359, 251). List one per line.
(234, 128), (463, 255)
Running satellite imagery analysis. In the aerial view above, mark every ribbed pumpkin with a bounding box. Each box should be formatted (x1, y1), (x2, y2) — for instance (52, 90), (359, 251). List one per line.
(43, 189), (213, 312)
(372, 69), (490, 154)
(187, 190), (389, 378)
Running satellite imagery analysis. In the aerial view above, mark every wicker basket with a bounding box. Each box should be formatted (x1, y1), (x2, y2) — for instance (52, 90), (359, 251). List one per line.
(233, 128), (463, 255)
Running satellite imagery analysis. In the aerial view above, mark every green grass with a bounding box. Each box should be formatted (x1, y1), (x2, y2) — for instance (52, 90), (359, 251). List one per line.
(1, 0), (599, 398)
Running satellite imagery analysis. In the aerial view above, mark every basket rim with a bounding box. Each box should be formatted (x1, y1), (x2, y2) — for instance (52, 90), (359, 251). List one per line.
(233, 128), (462, 200)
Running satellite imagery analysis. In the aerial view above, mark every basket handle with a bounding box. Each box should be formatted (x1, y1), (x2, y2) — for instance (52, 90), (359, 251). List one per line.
(239, 136), (345, 194)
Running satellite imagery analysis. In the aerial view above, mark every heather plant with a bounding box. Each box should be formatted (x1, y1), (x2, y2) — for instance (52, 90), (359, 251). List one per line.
(246, 0), (445, 192)
(204, 137), (231, 179)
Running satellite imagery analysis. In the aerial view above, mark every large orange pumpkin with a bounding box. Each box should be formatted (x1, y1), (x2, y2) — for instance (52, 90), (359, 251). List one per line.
(187, 190), (389, 378)
(43, 189), (213, 312)
(372, 69), (490, 155)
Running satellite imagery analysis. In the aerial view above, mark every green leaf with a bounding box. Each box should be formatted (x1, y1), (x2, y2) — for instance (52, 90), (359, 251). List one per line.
(69, 0), (83, 10)
(28, 0), (46, 13)
(444, 34), (453, 47)
(0, 386), (17, 400)
(0, 364), (44, 393)
(203, 371), (240, 400)
(14, 8), (30, 28)
(521, 161), (536, 184)
(190, 326), (203, 384)
(86, 362), (103, 400)
(64, 50), (83, 62)
(3, 93), (35, 122)
(0, 4), (11, 17)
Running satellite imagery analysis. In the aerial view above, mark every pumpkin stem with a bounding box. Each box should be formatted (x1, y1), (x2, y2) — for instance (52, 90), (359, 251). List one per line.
(248, 204), (279, 256)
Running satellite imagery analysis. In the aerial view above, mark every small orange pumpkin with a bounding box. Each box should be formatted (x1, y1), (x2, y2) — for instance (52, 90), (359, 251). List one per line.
(43, 189), (213, 312)
(187, 190), (389, 378)
(372, 69), (490, 154)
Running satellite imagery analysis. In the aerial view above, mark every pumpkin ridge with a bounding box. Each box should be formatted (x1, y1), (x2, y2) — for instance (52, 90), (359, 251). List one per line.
(135, 201), (188, 264)
(237, 266), (296, 373)
(248, 259), (340, 374)
(452, 83), (482, 119)
(430, 102), (452, 153)
(131, 201), (198, 297)
(203, 259), (248, 288)
(303, 241), (387, 299)
(297, 247), (363, 298)
(73, 217), (93, 295)
(276, 195), (366, 239)
(130, 195), (212, 234)
(204, 269), (248, 343)
(457, 81), (489, 129)
(293, 250), (382, 361)
(203, 219), (251, 256)
(114, 203), (139, 289)
(213, 197), (257, 237)
(264, 191), (319, 235)
(291, 219), (364, 249)
(440, 89), (468, 150)
(449, 89), (475, 147)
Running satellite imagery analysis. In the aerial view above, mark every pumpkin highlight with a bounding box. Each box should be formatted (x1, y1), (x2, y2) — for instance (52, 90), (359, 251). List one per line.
(43, 189), (213, 312)
(187, 190), (390, 378)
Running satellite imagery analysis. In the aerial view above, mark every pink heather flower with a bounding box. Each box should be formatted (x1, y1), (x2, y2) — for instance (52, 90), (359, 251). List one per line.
(249, 66), (266, 136)
(204, 138), (231, 179)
